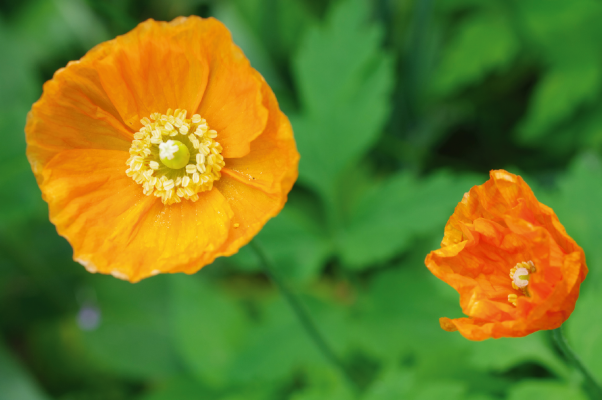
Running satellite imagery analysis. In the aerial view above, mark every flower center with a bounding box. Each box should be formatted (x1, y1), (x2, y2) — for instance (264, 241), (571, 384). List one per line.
(126, 108), (224, 205)
(159, 140), (190, 169)
(507, 261), (536, 306)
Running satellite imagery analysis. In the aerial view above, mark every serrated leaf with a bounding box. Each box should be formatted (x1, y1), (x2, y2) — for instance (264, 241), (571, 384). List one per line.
(0, 340), (50, 400)
(170, 274), (249, 388)
(229, 0), (314, 63)
(349, 254), (473, 377)
(292, 0), (394, 200)
(565, 291), (602, 385)
(339, 171), (482, 270)
(517, 62), (602, 143)
(81, 275), (180, 378)
(515, 0), (602, 60)
(0, 22), (45, 224)
(212, 1), (284, 91)
(138, 377), (214, 400)
(468, 332), (569, 379)
(228, 201), (333, 282)
(289, 367), (354, 400)
(364, 367), (414, 400)
(228, 294), (344, 384)
(507, 381), (588, 400)
(434, 12), (518, 95)
(412, 381), (466, 400)
(541, 152), (602, 284)
(14, 0), (109, 62)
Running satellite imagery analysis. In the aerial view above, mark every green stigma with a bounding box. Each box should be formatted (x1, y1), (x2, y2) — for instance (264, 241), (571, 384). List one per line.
(159, 140), (190, 169)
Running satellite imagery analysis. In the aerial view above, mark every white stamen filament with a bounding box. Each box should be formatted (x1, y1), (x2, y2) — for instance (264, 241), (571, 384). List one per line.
(513, 267), (530, 289)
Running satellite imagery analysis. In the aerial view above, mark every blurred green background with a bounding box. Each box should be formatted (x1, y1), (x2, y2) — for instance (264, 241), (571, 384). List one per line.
(2, 0), (602, 398)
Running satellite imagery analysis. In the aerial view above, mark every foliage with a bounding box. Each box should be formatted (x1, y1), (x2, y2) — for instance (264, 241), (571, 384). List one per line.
(1, 0), (602, 399)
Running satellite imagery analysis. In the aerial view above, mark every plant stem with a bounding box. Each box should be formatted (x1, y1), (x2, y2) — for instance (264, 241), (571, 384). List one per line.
(552, 326), (602, 399)
(249, 240), (357, 392)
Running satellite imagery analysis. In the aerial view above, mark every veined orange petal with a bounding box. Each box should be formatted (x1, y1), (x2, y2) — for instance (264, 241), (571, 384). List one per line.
(94, 18), (209, 130)
(222, 71), (299, 195)
(26, 51), (132, 185)
(193, 19), (268, 159)
(214, 73), (298, 257)
(41, 149), (233, 282)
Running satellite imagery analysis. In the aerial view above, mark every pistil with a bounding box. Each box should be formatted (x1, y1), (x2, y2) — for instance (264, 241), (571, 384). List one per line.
(508, 261), (536, 306)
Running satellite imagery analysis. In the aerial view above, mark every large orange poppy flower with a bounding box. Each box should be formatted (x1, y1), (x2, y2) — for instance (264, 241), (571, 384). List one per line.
(25, 17), (299, 282)
(425, 170), (587, 340)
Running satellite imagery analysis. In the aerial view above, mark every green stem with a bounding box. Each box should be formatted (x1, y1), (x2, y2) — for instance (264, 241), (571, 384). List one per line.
(249, 240), (357, 392)
(552, 326), (602, 399)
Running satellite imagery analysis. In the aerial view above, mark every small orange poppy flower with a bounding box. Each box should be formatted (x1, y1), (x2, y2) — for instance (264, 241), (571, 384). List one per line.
(425, 170), (587, 340)
(25, 17), (299, 282)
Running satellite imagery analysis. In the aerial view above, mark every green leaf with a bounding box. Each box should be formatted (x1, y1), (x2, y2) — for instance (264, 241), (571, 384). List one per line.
(565, 290), (602, 382)
(517, 62), (602, 144)
(0, 21), (45, 225)
(137, 377), (214, 400)
(212, 1), (284, 92)
(468, 332), (569, 379)
(365, 367), (475, 400)
(228, 0), (314, 64)
(434, 11), (518, 95)
(515, 0), (602, 62)
(292, 0), (394, 200)
(81, 275), (180, 379)
(364, 367), (414, 400)
(289, 367), (353, 400)
(411, 381), (466, 400)
(228, 200), (333, 282)
(170, 274), (249, 387)
(13, 0), (109, 62)
(349, 252), (473, 377)
(0, 339), (50, 400)
(228, 294), (339, 384)
(542, 152), (602, 284)
(507, 380), (588, 400)
(339, 171), (482, 270)
(258, 206), (332, 282)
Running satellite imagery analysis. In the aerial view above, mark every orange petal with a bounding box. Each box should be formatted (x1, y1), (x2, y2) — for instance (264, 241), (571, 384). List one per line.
(439, 317), (458, 332)
(41, 149), (233, 282)
(194, 20), (268, 159)
(427, 169), (588, 340)
(222, 72), (299, 195)
(214, 75), (299, 257)
(94, 18), (210, 130)
(26, 48), (132, 185)
(213, 174), (285, 259)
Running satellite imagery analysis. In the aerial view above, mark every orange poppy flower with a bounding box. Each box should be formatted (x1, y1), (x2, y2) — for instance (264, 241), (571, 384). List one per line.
(25, 17), (299, 282)
(425, 170), (587, 340)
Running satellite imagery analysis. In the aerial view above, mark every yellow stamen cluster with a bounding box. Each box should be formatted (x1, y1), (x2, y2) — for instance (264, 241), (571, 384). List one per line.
(126, 108), (225, 205)
(508, 261), (536, 306)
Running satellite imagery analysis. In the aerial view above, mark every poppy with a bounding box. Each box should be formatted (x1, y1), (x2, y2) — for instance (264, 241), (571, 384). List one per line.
(25, 17), (299, 282)
(425, 170), (587, 340)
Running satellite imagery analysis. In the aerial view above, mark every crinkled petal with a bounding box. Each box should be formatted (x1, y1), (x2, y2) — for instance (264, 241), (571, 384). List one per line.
(213, 73), (298, 257)
(222, 72), (298, 195)
(426, 170), (587, 340)
(94, 17), (267, 158)
(94, 18), (210, 130)
(26, 46), (132, 185)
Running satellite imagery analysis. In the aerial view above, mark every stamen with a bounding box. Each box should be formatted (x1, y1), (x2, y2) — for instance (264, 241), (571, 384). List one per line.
(508, 261), (536, 306)
(126, 109), (225, 205)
